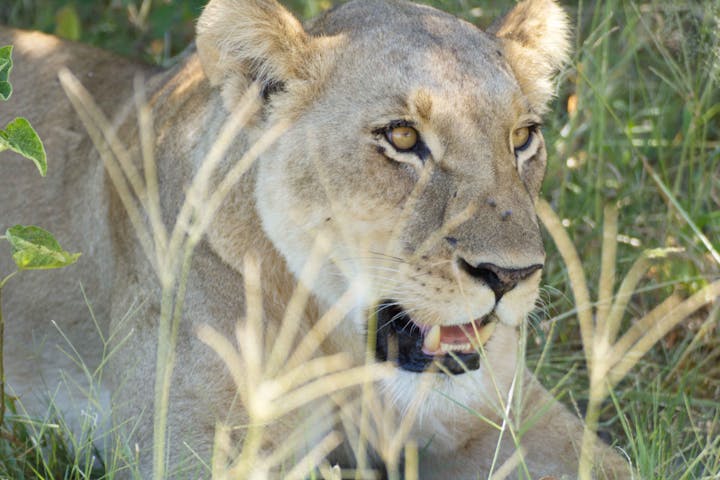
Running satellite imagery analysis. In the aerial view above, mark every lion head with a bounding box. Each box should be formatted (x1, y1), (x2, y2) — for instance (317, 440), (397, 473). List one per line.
(197, 0), (569, 391)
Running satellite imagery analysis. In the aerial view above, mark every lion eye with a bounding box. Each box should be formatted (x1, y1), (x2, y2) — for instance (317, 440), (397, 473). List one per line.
(512, 127), (531, 151)
(387, 126), (419, 151)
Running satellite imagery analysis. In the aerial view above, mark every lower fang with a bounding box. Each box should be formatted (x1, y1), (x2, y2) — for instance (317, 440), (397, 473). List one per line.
(476, 321), (496, 345)
(423, 325), (441, 353)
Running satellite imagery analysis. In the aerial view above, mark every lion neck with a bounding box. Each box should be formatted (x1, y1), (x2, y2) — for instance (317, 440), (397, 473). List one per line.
(143, 53), (361, 367)
(140, 53), (319, 345)
(206, 161), (320, 335)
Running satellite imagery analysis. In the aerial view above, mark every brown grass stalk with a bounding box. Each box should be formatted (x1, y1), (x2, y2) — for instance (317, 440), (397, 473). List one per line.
(536, 199), (594, 365)
(537, 198), (719, 480)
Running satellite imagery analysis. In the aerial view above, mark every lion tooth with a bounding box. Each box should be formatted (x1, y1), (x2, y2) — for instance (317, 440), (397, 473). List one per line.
(441, 342), (471, 353)
(423, 325), (441, 353)
(477, 321), (497, 345)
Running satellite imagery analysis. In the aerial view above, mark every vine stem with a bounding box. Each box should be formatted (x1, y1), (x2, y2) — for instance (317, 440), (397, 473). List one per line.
(0, 263), (76, 426)
(0, 271), (18, 425)
(0, 285), (4, 424)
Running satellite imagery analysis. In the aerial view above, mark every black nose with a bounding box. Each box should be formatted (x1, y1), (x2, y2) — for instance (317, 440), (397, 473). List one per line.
(458, 259), (542, 302)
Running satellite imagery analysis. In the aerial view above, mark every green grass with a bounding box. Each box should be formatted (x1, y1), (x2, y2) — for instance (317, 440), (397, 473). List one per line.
(537, 2), (719, 478)
(1, 396), (108, 479)
(1, 0), (719, 478)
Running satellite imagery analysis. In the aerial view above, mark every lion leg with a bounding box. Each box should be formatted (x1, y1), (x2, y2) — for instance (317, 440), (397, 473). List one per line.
(414, 369), (634, 479)
(514, 371), (633, 479)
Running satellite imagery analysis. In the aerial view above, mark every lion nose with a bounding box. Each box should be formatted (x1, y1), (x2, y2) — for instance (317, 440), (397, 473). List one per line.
(458, 259), (542, 302)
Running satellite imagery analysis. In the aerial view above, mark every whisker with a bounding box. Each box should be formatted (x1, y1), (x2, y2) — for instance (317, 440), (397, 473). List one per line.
(367, 251), (406, 263)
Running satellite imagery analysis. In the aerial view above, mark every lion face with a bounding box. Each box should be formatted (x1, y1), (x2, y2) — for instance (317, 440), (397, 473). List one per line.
(253, 2), (550, 375)
(198, 0), (569, 375)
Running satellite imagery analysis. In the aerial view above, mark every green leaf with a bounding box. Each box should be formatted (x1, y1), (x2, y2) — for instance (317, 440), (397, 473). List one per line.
(643, 247), (685, 260)
(0, 117), (47, 176)
(55, 5), (81, 41)
(0, 45), (13, 100)
(6, 225), (81, 271)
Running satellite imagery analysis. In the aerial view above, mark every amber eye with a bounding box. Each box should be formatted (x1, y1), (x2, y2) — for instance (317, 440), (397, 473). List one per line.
(387, 126), (419, 151)
(512, 126), (532, 151)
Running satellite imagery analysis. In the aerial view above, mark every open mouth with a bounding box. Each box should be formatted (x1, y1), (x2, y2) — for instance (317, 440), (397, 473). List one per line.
(373, 300), (497, 374)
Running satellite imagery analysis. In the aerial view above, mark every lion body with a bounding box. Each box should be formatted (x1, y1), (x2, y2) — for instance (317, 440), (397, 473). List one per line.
(1, 1), (631, 478)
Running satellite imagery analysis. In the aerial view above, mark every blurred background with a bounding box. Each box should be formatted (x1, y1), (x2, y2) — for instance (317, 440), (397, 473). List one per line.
(0, 1), (517, 64)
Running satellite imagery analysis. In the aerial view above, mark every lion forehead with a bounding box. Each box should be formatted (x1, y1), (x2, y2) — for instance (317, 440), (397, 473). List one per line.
(308, 3), (516, 96)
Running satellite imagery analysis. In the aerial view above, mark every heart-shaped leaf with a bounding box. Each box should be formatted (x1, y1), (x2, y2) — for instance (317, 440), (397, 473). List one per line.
(6, 225), (80, 270)
(0, 117), (47, 176)
(0, 45), (12, 101)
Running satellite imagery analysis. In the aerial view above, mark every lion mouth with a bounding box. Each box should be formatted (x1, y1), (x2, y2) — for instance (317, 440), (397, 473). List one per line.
(373, 300), (496, 374)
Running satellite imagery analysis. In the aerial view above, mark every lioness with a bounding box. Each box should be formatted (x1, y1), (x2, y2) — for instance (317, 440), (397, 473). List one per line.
(1, 0), (633, 478)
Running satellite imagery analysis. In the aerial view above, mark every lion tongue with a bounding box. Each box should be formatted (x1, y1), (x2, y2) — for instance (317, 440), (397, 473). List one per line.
(422, 320), (486, 355)
(440, 324), (475, 344)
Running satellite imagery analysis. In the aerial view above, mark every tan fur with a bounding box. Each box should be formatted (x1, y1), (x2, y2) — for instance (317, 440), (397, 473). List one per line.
(490, 0), (571, 115)
(1, 1), (631, 478)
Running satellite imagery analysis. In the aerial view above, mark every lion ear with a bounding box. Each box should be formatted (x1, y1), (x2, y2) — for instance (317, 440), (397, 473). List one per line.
(197, 0), (318, 106)
(490, 0), (571, 114)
